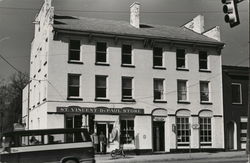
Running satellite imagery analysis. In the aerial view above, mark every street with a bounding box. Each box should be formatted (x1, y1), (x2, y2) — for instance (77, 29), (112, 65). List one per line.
(96, 156), (248, 163)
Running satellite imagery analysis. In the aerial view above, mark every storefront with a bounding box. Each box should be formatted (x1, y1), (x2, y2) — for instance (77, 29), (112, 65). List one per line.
(57, 106), (144, 153)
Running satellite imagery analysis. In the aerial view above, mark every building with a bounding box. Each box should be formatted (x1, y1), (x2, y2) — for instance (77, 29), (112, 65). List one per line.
(222, 65), (249, 150)
(22, 0), (225, 153)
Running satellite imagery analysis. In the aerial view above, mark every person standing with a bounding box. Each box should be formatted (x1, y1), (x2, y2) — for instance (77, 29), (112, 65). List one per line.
(99, 132), (106, 154)
(91, 132), (99, 153)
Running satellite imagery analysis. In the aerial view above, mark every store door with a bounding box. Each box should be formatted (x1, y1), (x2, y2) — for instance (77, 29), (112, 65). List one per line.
(96, 123), (114, 153)
(153, 121), (165, 152)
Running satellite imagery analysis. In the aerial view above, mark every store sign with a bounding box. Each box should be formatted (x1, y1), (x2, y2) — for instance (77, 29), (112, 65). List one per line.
(153, 116), (165, 121)
(56, 106), (144, 115)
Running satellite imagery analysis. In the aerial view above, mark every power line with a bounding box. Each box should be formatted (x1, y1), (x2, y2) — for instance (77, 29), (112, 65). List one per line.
(0, 53), (23, 74)
(0, 6), (248, 14)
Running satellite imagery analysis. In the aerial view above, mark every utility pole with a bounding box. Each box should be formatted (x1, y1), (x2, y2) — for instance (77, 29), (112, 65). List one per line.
(247, 41), (250, 163)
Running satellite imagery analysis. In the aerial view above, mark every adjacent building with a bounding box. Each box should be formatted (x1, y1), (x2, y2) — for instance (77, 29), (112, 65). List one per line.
(222, 65), (249, 150)
(23, 0), (225, 153)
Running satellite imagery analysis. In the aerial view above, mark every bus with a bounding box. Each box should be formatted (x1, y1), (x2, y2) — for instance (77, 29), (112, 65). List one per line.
(0, 128), (95, 163)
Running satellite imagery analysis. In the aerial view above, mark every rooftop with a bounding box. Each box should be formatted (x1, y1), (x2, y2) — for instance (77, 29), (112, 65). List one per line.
(53, 15), (224, 46)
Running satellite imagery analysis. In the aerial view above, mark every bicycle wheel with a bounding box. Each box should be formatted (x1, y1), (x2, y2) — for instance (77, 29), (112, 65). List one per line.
(110, 150), (116, 158)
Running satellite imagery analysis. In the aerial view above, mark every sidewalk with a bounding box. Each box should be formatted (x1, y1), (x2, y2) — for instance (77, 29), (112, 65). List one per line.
(95, 151), (247, 163)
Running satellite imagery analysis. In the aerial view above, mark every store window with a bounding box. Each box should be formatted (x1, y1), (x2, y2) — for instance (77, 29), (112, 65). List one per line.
(122, 44), (132, 65)
(199, 51), (208, 70)
(120, 119), (134, 145)
(153, 47), (163, 67)
(95, 75), (108, 99)
(231, 83), (242, 104)
(69, 40), (81, 61)
(96, 42), (107, 63)
(176, 49), (186, 69)
(68, 74), (81, 98)
(200, 81), (210, 102)
(177, 80), (187, 101)
(176, 117), (190, 147)
(122, 77), (133, 101)
(199, 117), (212, 146)
(154, 78), (164, 101)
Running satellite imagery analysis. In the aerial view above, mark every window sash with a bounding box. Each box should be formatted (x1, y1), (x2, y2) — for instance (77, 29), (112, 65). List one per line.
(199, 117), (212, 143)
(232, 84), (242, 104)
(69, 40), (81, 61)
(199, 51), (208, 69)
(200, 82), (209, 102)
(153, 47), (163, 67)
(177, 81), (187, 101)
(96, 76), (107, 98)
(96, 42), (107, 63)
(154, 79), (164, 100)
(68, 74), (80, 97)
(176, 49), (186, 68)
(176, 117), (190, 144)
(122, 77), (133, 99)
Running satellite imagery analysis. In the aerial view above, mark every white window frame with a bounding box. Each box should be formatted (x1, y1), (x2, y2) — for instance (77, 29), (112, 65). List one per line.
(153, 78), (165, 101)
(68, 39), (82, 62)
(121, 44), (133, 66)
(231, 83), (242, 104)
(153, 47), (164, 68)
(122, 76), (134, 100)
(176, 49), (187, 69)
(199, 51), (209, 70)
(177, 80), (188, 102)
(199, 117), (212, 146)
(95, 75), (108, 99)
(96, 42), (108, 64)
(67, 74), (81, 98)
(200, 81), (210, 102)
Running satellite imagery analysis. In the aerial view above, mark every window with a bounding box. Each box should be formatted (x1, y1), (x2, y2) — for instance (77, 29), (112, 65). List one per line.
(153, 47), (163, 67)
(154, 79), (164, 101)
(96, 42), (107, 63)
(122, 77), (133, 100)
(68, 74), (81, 97)
(95, 76), (107, 99)
(199, 117), (212, 146)
(199, 51), (208, 70)
(176, 49), (186, 68)
(177, 80), (187, 101)
(200, 81), (210, 102)
(122, 44), (132, 65)
(120, 119), (134, 144)
(176, 117), (190, 146)
(232, 83), (242, 104)
(69, 40), (81, 61)
(240, 117), (247, 149)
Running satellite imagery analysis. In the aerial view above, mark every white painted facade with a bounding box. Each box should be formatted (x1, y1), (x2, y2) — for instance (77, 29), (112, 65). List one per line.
(23, 0), (224, 153)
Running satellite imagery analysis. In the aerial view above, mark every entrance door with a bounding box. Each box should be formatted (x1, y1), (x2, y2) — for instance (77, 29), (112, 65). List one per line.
(153, 121), (165, 152)
(227, 122), (237, 150)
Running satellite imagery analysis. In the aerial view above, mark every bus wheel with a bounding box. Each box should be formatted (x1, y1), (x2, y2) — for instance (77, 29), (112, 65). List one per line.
(64, 159), (78, 163)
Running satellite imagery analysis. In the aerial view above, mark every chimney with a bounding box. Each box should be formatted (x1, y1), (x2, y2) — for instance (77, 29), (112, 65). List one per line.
(203, 26), (221, 42)
(130, 2), (140, 28)
(182, 15), (204, 34)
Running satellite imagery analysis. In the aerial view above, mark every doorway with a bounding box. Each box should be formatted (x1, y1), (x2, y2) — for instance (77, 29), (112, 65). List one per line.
(227, 121), (237, 150)
(153, 121), (165, 152)
(96, 122), (114, 153)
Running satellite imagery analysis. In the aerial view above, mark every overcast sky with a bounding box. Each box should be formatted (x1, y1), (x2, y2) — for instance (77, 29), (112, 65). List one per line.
(0, 0), (249, 79)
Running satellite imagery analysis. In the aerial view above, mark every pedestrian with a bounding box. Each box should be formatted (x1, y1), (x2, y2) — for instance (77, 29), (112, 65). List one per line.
(91, 132), (99, 153)
(99, 132), (106, 154)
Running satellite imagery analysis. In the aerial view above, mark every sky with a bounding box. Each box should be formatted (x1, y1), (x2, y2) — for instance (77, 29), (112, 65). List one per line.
(0, 0), (249, 80)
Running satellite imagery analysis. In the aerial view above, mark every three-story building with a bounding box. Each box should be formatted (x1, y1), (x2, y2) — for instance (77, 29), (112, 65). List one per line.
(23, 0), (225, 153)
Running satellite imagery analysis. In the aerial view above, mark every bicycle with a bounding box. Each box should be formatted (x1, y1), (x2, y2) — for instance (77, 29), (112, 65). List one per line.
(110, 146), (125, 158)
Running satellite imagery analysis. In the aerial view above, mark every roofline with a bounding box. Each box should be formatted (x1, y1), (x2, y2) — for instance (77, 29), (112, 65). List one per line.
(53, 27), (225, 48)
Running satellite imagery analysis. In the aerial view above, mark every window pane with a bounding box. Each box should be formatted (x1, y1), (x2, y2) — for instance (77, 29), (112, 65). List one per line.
(122, 44), (132, 54)
(153, 47), (163, 66)
(177, 49), (185, 68)
(122, 78), (132, 88)
(232, 84), (241, 103)
(68, 75), (80, 97)
(122, 77), (132, 99)
(96, 76), (107, 98)
(70, 40), (80, 50)
(96, 52), (107, 62)
(178, 80), (187, 101)
(122, 54), (132, 64)
(154, 79), (164, 100)
(69, 51), (80, 60)
(69, 40), (80, 61)
(96, 42), (106, 52)
(200, 82), (209, 101)
(199, 51), (208, 69)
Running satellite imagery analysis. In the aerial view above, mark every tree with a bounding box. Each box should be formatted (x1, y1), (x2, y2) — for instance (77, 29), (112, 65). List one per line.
(0, 72), (29, 133)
